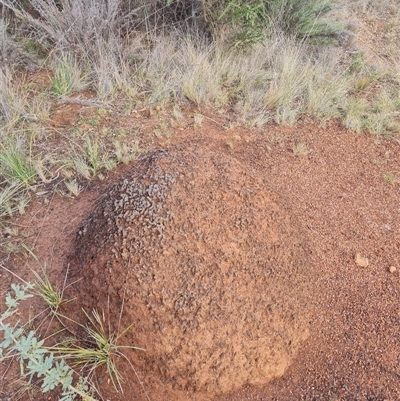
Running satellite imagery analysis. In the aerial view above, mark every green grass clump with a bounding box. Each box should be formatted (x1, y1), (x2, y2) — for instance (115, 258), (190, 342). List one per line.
(33, 270), (64, 312)
(71, 136), (110, 179)
(0, 137), (36, 220)
(0, 182), (29, 218)
(51, 54), (87, 97)
(52, 309), (145, 392)
(0, 139), (36, 185)
(384, 173), (398, 185)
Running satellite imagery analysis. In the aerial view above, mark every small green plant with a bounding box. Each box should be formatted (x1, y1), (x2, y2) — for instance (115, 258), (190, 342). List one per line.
(51, 55), (86, 97)
(0, 182), (29, 218)
(362, 87), (400, 135)
(384, 173), (397, 185)
(87, 116), (101, 127)
(218, 0), (267, 47)
(84, 136), (106, 176)
(52, 309), (145, 392)
(0, 139), (36, 185)
(33, 270), (64, 312)
(24, 38), (48, 58)
(0, 283), (96, 401)
(73, 157), (92, 180)
(270, 0), (342, 41)
(65, 180), (81, 196)
(347, 53), (365, 74)
(22, 246), (67, 314)
(214, 0), (342, 47)
(0, 260), (147, 399)
(344, 97), (369, 132)
(71, 136), (108, 179)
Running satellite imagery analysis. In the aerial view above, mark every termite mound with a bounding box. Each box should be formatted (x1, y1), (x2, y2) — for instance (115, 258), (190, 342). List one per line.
(74, 145), (313, 396)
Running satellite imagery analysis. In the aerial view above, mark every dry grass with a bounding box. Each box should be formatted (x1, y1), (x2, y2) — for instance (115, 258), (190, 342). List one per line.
(0, 18), (37, 70)
(292, 141), (311, 156)
(134, 32), (356, 126)
(0, 0), (399, 223)
(0, 0), (398, 217)
(0, 67), (50, 128)
(1, 0), (398, 127)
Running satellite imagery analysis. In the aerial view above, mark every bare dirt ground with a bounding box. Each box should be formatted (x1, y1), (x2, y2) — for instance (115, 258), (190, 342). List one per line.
(1, 108), (400, 401)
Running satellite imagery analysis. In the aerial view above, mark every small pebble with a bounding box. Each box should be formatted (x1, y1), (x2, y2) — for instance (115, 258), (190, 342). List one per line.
(389, 266), (396, 274)
(355, 253), (369, 268)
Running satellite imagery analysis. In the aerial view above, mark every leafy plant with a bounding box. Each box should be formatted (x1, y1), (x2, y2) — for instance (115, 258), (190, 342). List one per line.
(0, 283), (96, 401)
(0, 263), (147, 399)
(218, 0), (268, 47)
(384, 173), (397, 185)
(207, 0), (343, 47)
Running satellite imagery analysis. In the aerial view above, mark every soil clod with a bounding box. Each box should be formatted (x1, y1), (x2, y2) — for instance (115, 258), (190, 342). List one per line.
(355, 253), (369, 268)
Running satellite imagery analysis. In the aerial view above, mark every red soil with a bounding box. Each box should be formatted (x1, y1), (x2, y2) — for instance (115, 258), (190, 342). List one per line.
(1, 115), (400, 401)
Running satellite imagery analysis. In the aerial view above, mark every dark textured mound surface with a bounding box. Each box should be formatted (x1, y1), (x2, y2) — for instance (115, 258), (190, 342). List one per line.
(74, 146), (312, 396)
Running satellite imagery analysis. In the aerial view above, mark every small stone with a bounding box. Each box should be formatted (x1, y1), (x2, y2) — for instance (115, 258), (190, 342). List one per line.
(389, 266), (396, 274)
(355, 253), (369, 268)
